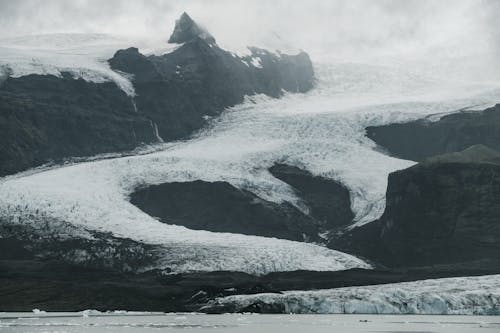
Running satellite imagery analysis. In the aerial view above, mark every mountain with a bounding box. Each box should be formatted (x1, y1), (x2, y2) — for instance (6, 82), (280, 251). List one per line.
(168, 12), (216, 44)
(129, 163), (356, 243)
(2, 12), (500, 315)
(130, 180), (322, 242)
(332, 144), (500, 273)
(366, 104), (500, 161)
(0, 13), (314, 177)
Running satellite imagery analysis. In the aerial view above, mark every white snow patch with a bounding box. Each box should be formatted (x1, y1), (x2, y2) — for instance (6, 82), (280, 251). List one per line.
(250, 57), (263, 68)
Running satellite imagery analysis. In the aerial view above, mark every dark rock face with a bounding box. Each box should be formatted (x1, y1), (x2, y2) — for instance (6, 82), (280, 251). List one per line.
(168, 12), (216, 44)
(130, 164), (356, 242)
(366, 104), (500, 161)
(109, 38), (314, 142)
(333, 145), (500, 270)
(0, 13), (314, 177)
(0, 74), (158, 176)
(269, 164), (354, 230)
(130, 180), (320, 242)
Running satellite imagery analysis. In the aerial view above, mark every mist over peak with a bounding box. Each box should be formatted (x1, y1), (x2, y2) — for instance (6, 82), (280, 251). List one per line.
(168, 12), (216, 44)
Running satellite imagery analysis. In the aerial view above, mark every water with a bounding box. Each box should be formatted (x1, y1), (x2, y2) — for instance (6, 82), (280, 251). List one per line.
(0, 313), (498, 332)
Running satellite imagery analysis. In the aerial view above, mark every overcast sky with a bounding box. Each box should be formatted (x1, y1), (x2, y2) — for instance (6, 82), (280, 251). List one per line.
(1, 0), (499, 66)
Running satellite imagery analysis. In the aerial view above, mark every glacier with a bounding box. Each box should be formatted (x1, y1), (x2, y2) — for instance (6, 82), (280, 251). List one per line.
(0, 33), (179, 96)
(2, 33), (500, 274)
(206, 274), (500, 315)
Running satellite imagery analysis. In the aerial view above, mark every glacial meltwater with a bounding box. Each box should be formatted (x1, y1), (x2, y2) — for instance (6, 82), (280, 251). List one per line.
(0, 312), (499, 333)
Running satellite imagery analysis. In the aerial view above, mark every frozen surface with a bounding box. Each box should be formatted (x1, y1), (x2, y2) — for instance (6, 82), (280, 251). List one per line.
(0, 33), (179, 96)
(0, 312), (499, 332)
(210, 274), (500, 315)
(1, 34), (500, 274)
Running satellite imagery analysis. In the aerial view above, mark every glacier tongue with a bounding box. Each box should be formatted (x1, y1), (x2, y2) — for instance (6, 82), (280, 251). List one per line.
(207, 274), (500, 315)
(1, 55), (500, 274)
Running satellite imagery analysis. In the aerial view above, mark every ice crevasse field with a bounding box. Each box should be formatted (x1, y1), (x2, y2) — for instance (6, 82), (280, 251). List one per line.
(1, 30), (500, 275)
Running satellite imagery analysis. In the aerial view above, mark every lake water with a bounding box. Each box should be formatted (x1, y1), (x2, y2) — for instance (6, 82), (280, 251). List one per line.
(0, 313), (499, 332)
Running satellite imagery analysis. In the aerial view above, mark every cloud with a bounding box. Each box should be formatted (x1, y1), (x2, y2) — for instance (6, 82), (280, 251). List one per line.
(1, 0), (499, 78)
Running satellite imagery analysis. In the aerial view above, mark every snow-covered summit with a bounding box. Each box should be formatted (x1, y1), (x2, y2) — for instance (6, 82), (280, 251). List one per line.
(168, 12), (216, 45)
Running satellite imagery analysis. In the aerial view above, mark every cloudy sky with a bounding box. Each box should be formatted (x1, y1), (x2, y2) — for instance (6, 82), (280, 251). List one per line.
(1, 0), (499, 67)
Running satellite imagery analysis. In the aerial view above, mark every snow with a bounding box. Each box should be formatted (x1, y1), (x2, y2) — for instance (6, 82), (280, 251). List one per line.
(250, 56), (263, 68)
(0, 33), (179, 96)
(207, 274), (500, 315)
(1, 35), (500, 274)
(150, 121), (164, 143)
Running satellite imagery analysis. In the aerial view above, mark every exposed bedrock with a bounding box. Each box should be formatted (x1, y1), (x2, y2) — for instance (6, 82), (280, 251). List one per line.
(0, 74), (158, 177)
(130, 164), (357, 242)
(332, 145), (500, 272)
(0, 13), (314, 177)
(366, 104), (500, 161)
(130, 180), (321, 242)
(108, 37), (314, 143)
(269, 164), (354, 230)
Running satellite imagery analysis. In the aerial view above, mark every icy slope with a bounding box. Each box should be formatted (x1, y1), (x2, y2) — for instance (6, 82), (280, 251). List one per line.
(1, 59), (500, 274)
(207, 274), (500, 315)
(0, 148), (370, 274)
(0, 33), (178, 96)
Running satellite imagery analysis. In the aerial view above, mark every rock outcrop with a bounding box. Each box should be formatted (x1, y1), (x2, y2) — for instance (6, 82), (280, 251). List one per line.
(333, 145), (500, 272)
(130, 180), (321, 242)
(366, 104), (500, 161)
(0, 13), (314, 177)
(168, 12), (216, 44)
(130, 164), (357, 242)
(109, 23), (314, 142)
(269, 164), (354, 230)
(0, 74), (158, 177)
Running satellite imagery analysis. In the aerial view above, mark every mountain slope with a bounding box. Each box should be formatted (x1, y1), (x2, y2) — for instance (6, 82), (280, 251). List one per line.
(0, 13), (314, 177)
(332, 145), (500, 271)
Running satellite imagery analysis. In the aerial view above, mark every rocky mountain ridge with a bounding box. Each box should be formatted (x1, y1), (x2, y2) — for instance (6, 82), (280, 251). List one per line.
(0, 13), (314, 177)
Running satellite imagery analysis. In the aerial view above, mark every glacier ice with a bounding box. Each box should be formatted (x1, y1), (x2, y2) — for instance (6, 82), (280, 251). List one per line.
(0, 33), (179, 96)
(1, 35), (500, 273)
(207, 274), (500, 315)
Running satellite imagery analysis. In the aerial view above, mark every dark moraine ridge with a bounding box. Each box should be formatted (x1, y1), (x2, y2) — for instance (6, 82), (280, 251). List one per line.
(332, 145), (500, 272)
(130, 180), (320, 242)
(2, 256), (496, 312)
(366, 104), (500, 161)
(0, 12), (314, 177)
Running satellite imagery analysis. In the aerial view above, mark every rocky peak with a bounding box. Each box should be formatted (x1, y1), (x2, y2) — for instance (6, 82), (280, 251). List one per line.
(168, 12), (216, 45)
